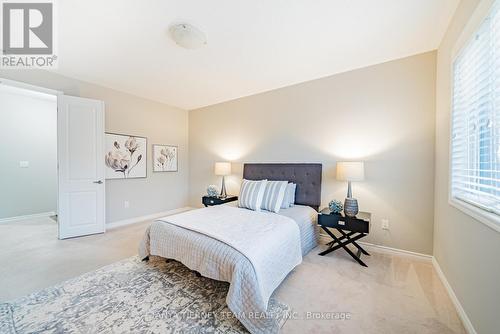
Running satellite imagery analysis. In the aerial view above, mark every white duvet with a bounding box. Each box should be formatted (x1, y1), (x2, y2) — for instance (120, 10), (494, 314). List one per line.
(161, 205), (303, 310)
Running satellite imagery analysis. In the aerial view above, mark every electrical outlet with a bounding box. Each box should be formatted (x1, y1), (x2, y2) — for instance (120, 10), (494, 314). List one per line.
(124, 201), (130, 208)
(19, 161), (29, 168)
(381, 219), (389, 230)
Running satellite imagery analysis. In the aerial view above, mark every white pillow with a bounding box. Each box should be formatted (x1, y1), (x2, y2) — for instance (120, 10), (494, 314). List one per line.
(261, 181), (288, 213)
(281, 183), (297, 209)
(238, 179), (267, 211)
(288, 183), (297, 206)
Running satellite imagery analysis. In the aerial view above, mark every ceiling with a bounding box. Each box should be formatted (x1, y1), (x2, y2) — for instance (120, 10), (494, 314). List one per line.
(53, 0), (459, 110)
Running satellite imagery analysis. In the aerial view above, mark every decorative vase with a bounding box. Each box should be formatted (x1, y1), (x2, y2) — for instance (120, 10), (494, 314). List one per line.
(344, 198), (359, 217)
(207, 185), (219, 197)
(328, 200), (343, 214)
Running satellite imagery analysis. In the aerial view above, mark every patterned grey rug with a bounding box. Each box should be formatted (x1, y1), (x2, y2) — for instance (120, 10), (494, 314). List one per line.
(0, 256), (291, 333)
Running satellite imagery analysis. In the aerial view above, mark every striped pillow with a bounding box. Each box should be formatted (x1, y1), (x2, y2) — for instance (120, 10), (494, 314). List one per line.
(281, 183), (297, 209)
(238, 179), (268, 211)
(261, 181), (288, 213)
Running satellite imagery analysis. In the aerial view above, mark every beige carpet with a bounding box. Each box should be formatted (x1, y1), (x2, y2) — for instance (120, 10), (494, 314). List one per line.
(0, 216), (465, 333)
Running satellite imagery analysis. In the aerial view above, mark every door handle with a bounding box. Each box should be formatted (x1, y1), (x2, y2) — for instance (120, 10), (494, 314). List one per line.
(93, 180), (103, 184)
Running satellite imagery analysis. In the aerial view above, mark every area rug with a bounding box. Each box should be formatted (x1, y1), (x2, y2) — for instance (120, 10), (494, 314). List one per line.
(0, 256), (291, 333)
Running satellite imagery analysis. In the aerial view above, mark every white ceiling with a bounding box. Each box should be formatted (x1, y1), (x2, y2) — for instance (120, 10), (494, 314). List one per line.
(54, 0), (459, 110)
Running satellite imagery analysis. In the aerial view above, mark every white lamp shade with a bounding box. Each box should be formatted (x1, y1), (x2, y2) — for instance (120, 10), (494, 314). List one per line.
(214, 162), (231, 176)
(336, 161), (365, 181)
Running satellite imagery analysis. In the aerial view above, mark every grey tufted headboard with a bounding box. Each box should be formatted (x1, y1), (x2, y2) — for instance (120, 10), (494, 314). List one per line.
(243, 163), (322, 211)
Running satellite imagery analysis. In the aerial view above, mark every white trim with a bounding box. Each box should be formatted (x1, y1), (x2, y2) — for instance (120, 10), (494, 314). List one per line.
(0, 211), (56, 224)
(106, 207), (192, 229)
(432, 257), (478, 334)
(0, 77), (61, 96)
(451, 0), (496, 59)
(449, 198), (500, 233)
(448, 0), (500, 234)
(357, 241), (432, 261)
(318, 234), (432, 261)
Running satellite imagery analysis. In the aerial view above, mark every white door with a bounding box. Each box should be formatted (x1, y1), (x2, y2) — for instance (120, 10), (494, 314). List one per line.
(58, 95), (105, 239)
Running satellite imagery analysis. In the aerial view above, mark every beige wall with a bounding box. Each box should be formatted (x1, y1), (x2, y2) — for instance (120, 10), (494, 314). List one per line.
(189, 52), (437, 255)
(0, 70), (189, 224)
(434, 0), (500, 333)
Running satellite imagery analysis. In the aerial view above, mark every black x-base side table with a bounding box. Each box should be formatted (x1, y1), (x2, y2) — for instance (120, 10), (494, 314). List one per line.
(318, 208), (371, 267)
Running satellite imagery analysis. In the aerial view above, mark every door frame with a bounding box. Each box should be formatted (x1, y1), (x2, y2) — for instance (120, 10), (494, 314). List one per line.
(0, 78), (62, 96)
(1, 78), (62, 220)
(0, 78), (106, 238)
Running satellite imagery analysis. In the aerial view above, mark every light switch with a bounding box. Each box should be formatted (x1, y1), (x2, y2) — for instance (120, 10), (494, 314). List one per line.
(19, 161), (29, 168)
(381, 219), (390, 230)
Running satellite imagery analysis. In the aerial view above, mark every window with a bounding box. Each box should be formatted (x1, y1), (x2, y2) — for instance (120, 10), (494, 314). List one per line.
(451, 0), (500, 225)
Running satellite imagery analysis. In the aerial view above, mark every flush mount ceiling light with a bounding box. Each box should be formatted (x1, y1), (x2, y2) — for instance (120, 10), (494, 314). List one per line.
(168, 23), (207, 50)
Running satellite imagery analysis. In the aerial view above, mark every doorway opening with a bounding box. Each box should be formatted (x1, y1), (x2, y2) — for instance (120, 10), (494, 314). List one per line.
(0, 78), (106, 240)
(0, 82), (58, 230)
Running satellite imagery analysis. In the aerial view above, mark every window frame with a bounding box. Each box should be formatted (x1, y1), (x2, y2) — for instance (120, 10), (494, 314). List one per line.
(448, 0), (500, 233)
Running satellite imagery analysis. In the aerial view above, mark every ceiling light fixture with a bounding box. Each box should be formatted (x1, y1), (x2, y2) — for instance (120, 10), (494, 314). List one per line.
(168, 23), (207, 50)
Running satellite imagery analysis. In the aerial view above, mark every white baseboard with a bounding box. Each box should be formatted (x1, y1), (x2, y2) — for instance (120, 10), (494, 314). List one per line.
(357, 241), (432, 261)
(106, 207), (192, 230)
(318, 233), (432, 261)
(0, 211), (56, 224)
(432, 257), (477, 334)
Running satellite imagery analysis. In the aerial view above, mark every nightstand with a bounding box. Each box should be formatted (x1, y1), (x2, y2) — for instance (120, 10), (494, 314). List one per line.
(202, 195), (238, 207)
(318, 208), (371, 267)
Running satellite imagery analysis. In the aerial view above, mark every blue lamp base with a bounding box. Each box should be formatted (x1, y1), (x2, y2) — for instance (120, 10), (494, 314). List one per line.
(344, 198), (359, 217)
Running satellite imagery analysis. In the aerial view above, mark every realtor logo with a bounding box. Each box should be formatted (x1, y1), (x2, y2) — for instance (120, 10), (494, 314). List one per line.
(3, 2), (53, 54)
(1, 0), (57, 68)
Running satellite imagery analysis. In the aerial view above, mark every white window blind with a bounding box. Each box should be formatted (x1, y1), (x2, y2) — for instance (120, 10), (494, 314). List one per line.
(451, 0), (500, 217)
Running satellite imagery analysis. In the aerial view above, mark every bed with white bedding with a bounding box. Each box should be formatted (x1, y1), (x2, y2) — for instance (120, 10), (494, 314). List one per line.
(278, 205), (319, 255)
(139, 163), (322, 334)
(224, 200), (319, 256)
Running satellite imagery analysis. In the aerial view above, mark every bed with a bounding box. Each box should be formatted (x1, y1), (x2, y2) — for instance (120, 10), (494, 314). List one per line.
(139, 163), (322, 334)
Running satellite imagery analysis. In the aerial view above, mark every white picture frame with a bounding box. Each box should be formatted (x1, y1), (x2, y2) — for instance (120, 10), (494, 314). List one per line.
(105, 133), (147, 179)
(153, 145), (178, 172)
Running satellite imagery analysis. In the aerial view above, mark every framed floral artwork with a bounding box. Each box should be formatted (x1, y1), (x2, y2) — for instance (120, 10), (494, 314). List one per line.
(105, 133), (147, 179)
(153, 145), (178, 172)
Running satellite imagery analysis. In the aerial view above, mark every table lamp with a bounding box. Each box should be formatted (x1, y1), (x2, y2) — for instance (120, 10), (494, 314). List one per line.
(214, 162), (231, 199)
(336, 161), (364, 217)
